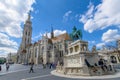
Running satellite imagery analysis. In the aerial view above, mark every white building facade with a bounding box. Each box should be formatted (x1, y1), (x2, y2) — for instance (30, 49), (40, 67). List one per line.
(17, 13), (71, 65)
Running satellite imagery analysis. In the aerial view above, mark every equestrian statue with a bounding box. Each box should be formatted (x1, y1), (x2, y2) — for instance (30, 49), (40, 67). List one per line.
(70, 26), (82, 41)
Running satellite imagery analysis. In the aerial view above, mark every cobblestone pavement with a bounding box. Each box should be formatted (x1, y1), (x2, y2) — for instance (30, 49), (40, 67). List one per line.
(0, 64), (120, 80)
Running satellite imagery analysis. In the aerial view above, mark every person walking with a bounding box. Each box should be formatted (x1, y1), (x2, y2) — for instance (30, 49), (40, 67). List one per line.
(49, 62), (53, 69)
(0, 65), (1, 71)
(6, 63), (10, 71)
(98, 58), (105, 71)
(29, 61), (34, 73)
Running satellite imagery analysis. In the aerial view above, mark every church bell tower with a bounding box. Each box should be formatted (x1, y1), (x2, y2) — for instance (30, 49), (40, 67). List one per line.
(21, 11), (32, 49)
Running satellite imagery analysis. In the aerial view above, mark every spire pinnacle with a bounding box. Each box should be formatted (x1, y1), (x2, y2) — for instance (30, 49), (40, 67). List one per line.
(45, 32), (48, 38)
(51, 24), (53, 32)
(27, 10), (31, 21)
(51, 24), (54, 38)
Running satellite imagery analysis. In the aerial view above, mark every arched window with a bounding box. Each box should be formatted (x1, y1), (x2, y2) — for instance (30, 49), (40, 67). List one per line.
(35, 48), (37, 57)
(26, 31), (27, 35)
(28, 32), (30, 36)
(111, 56), (117, 63)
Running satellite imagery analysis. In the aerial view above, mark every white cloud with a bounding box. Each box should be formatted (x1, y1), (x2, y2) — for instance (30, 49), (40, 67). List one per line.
(0, 32), (18, 57)
(79, 0), (120, 33)
(0, 47), (17, 57)
(43, 30), (67, 38)
(64, 11), (72, 17)
(0, 0), (35, 38)
(79, 2), (94, 24)
(0, 0), (35, 57)
(102, 29), (120, 42)
(89, 41), (95, 44)
(0, 33), (18, 48)
(54, 30), (66, 36)
(35, 10), (39, 14)
(96, 43), (105, 48)
(96, 29), (120, 48)
(32, 30), (67, 42)
(63, 10), (72, 22)
(32, 32), (42, 42)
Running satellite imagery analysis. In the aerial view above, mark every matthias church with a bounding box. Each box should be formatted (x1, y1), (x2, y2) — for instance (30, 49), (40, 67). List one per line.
(17, 13), (71, 64)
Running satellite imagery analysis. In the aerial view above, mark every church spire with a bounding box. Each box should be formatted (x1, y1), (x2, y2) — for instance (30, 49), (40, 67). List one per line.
(45, 32), (48, 38)
(51, 25), (54, 38)
(22, 10), (32, 48)
(28, 11), (31, 20)
(26, 10), (31, 23)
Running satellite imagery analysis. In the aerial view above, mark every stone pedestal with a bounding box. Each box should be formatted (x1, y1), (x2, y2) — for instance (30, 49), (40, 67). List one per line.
(56, 40), (116, 76)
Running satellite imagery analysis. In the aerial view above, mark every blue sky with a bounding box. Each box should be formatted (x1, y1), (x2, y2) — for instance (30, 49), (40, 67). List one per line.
(0, 0), (120, 57)
(31, 0), (101, 42)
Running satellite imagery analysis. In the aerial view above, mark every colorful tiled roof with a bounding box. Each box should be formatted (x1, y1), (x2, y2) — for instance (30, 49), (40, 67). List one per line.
(52, 33), (71, 42)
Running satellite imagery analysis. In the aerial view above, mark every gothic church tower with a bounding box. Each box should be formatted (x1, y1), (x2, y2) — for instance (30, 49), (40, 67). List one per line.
(21, 12), (32, 49)
(17, 12), (32, 63)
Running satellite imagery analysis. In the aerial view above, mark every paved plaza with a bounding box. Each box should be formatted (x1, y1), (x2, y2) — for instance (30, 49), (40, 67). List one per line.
(0, 64), (120, 80)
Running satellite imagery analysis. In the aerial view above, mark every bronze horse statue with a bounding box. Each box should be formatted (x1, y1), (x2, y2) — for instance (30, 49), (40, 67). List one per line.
(70, 26), (82, 41)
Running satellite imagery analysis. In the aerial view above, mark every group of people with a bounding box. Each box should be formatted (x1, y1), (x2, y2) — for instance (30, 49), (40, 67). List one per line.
(42, 62), (57, 69)
(0, 63), (10, 72)
(85, 58), (113, 73)
(41, 58), (58, 69)
(28, 61), (57, 73)
(98, 58), (112, 72)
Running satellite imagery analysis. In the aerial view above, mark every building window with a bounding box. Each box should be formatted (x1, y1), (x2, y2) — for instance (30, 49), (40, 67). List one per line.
(48, 52), (51, 58)
(35, 48), (37, 57)
(59, 44), (62, 49)
(54, 46), (56, 48)
(28, 39), (29, 43)
(60, 51), (61, 57)
(26, 31), (27, 35)
(42, 46), (44, 51)
(25, 38), (26, 42)
(62, 51), (63, 56)
(75, 45), (79, 52)
(28, 32), (30, 36)
(70, 48), (73, 53)
(60, 51), (63, 57)
(29, 51), (31, 58)
(55, 54), (58, 57)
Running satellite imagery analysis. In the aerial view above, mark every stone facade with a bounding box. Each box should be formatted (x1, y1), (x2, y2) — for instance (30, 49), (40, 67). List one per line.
(56, 40), (115, 76)
(97, 40), (120, 64)
(98, 47), (120, 64)
(17, 13), (71, 65)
